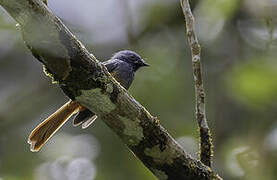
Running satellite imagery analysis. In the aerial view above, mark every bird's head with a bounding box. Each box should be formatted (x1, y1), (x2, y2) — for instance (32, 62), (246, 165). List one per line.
(112, 50), (149, 71)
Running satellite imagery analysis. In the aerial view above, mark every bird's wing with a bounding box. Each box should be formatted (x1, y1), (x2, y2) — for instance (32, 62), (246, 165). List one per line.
(103, 59), (120, 73)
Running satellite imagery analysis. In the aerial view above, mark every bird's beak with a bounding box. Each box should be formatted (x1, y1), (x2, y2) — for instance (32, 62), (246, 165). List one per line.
(141, 59), (150, 67)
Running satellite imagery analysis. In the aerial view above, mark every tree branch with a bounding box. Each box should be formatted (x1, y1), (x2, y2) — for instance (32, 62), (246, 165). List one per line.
(0, 0), (220, 179)
(180, 0), (213, 167)
(42, 0), (47, 6)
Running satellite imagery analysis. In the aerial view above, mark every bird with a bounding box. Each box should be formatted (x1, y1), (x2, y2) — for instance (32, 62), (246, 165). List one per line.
(27, 50), (149, 152)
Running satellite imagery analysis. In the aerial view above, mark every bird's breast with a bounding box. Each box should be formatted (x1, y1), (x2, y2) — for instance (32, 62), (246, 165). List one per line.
(110, 68), (134, 90)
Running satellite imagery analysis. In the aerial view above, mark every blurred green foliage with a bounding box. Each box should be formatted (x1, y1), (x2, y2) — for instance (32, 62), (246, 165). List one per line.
(198, 0), (240, 19)
(0, 0), (277, 180)
(226, 58), (277, 108)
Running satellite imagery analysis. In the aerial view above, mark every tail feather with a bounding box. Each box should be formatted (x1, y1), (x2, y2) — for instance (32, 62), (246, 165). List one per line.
(28, 101), (82, 152)
(81, 115), (97, 129)
(73, 109), (97, 128)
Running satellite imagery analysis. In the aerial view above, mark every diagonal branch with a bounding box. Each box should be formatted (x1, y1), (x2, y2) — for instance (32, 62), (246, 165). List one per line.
(0, 0), (220, 179)
(180, 0), (213, 167)
(42, 0), (47, 6)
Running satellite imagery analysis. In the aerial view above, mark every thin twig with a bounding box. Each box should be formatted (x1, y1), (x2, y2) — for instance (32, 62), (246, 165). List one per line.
(265, 17), (274, 50)
(42, 0), (47, 6)
(180, 0), (213, 167)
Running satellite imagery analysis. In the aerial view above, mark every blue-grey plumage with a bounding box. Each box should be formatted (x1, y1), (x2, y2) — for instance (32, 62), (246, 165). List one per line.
(28, 50), (149, 152)
(104, 59), (134, 89)
(73, 50), (149, 127)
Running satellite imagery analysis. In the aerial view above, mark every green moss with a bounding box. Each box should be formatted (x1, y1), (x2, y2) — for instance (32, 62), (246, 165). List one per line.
(42, 65), (59, 84)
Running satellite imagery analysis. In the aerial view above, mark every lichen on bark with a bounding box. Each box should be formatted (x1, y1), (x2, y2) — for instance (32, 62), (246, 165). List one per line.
(144, 144), (178, 165)
(118, 116), (144, 146)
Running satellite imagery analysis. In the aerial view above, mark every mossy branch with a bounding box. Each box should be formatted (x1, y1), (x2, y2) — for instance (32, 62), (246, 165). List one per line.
(0, 0), (221, 179)
(180, 0), (213, 167)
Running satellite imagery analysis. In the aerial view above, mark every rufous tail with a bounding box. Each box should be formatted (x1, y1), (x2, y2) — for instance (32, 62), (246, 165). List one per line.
(27, 100), (84, 152)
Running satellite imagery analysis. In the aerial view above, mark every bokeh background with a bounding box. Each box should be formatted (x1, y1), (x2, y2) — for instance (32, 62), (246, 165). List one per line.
(0, 0), (277, 179)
